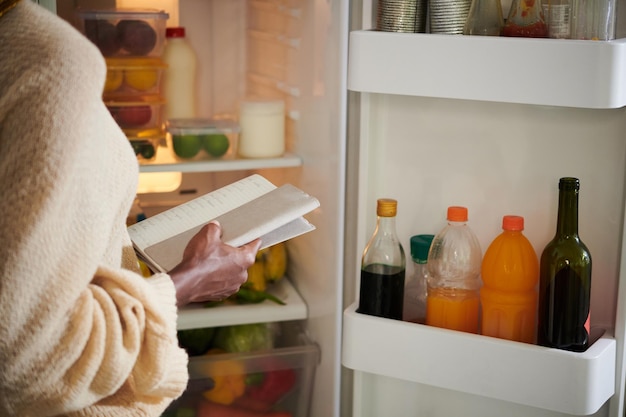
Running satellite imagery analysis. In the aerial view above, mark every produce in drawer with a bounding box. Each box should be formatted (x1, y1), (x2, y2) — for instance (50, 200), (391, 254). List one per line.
(178, 327), (216, 356)
(202, 351), (246, 405)
(213, 323), (275, 353)
(196, 399), (292, 417)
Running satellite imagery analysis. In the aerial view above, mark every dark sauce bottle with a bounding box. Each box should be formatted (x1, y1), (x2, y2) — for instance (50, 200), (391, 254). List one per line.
(357, 199), (406, 320)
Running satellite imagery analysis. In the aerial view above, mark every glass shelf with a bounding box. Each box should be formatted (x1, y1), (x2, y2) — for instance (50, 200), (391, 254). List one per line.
(177, 278), (307, 330)
(139, 152), (302, 173)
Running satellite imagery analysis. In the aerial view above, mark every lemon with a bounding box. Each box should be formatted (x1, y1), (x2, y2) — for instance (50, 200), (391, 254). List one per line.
(104, 69), (123, 93)
(125, 68), (158, 91)
(172, 134), (201, 159)
(201, 133), (230, 157)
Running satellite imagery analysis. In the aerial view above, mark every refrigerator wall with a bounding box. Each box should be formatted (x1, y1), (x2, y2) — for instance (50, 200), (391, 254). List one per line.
(148, 1), (348, 417)
(343, 2), (626, 416)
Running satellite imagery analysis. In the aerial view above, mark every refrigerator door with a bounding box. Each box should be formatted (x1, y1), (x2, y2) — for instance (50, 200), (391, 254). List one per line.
(343, 3), (626, 417)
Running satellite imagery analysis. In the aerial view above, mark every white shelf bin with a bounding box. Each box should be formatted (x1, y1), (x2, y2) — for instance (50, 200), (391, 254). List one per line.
(342, 302), (616, 415)
(348, 31), (626, 109)
(177, 278), (307, 330)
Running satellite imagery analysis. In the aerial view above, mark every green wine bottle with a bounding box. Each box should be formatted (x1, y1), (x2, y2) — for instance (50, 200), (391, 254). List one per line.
(538, 177), (592, 352)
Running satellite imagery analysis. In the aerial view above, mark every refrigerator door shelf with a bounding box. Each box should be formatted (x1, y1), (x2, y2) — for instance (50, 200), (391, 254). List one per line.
(177, 278), (307, 330)
(342, 302), (616, 415)
(348, 30), (626, 109)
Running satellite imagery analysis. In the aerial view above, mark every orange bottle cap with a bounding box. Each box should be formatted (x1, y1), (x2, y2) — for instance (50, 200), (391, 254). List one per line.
(377, 198), (397, 217)
(502, 215), (524, 231)
(447, 206), (468, 222)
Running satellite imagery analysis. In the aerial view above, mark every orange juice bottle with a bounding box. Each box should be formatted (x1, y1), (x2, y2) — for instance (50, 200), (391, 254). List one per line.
(481, 215), (539, 343)
(426, 206), (482, 334)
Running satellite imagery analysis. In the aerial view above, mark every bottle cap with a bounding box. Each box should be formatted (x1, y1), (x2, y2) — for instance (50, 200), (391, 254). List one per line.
(377, 199), (397, 217)
(559, 177), (580, 191)
(410, 234), (434, 263)
(502, 215), (524, 231)
(447, 206), (468, 222)
(166, 27), (186, 38)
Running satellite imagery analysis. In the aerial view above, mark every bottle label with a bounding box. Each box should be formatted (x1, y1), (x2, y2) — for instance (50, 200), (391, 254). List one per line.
(543, 4), (571, 39)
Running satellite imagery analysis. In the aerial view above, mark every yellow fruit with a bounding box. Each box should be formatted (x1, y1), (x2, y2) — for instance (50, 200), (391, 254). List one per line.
(246, 261), (266, 292)
(125, 68), (158, 91)
(137, 259), (153, 278)
(104, 69), (123, 93)
(263, 242), (288, 282)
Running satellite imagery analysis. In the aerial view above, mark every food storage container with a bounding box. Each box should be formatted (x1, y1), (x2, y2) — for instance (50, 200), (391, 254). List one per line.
(166, 118), (240, 161)
(163, 324), (320, 417)
(129, 138), (160, 162)
(103, 57), (167, 98)
(106, 96), (165, 136)
(76, 9), (169, 57)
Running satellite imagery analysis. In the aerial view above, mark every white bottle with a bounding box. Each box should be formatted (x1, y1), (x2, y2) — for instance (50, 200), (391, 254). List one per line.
(162, 27), (197, 120)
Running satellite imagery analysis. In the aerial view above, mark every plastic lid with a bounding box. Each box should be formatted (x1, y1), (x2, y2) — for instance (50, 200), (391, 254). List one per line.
(377, 199), (397, 217)
(410, 234), (434, 263)
(502, 215), (524, 231)
(166, 118), (240, 135)
(105, 57), (167, 69)
(166, 27), (186, 38)
(240, 98), (285, 115)
(447, 206), (468, 222)
(78, 8), (169, 19)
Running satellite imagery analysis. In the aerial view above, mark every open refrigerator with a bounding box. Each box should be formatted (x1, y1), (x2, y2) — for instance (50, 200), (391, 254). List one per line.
(50, 0), (626, 416)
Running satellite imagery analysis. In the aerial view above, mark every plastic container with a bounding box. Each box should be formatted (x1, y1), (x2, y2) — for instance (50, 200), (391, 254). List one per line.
(103, 57), (166, 97)
(105, 96), (164, 137)
(481, 215), (539, 343)
(166, 118), (239, 161)
(76, 9), (169, 57)
(426, 206), (482, 334)
(403, 234), (434, 324)
(238, 98), (286, 158)
(162, 325), (320, 417)
(129, 138), (159, 162)
(162, 27), (198, 120)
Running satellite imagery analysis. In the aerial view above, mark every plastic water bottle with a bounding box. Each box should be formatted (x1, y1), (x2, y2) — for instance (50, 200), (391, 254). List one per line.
(481, 215), (539, 343)
(426, 206), (482, 334)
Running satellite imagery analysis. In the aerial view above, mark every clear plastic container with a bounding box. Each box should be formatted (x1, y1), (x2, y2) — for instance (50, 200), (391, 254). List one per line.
(76, 9), (169, 57)
(103, 57), (166, 97)
(403, 234), (434, 324)
(501, 0), (548, 37)
(105, 96), (164, 135)
(426, 206), (482, 334)
(166, 118), (240, 161)
(481, 215), (539, 343)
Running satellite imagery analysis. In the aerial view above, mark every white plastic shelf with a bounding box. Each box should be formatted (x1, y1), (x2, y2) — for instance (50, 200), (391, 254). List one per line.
(348, 30), (626, 109)
(342, 302), (616, 415)
(177, 278), (307, 330)
(139, 152), (302, 173)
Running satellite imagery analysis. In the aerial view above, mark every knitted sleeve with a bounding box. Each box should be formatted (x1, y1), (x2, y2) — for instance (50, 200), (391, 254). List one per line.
(0, 3), (188, 416)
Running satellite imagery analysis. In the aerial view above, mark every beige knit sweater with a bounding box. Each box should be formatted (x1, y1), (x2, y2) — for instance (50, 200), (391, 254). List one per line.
(0, 2), (188, 416)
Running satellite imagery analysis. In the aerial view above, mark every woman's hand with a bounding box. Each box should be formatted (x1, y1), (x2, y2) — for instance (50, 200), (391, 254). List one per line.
(168, 221), (262, 306)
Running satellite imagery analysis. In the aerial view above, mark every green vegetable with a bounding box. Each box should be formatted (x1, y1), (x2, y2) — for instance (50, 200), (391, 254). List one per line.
(177, 327), (215, 356)
(213, 323), (274, 353)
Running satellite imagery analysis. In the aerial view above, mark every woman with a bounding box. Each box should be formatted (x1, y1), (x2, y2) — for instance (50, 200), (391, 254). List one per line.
(0, 1), (261, 415)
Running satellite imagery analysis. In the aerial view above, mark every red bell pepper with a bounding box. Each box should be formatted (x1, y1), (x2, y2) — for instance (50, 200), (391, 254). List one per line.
(247, 367), (297, 405)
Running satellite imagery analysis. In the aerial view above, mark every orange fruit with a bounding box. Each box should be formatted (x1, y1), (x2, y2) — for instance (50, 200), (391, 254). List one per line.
(104, 69), (123, 93)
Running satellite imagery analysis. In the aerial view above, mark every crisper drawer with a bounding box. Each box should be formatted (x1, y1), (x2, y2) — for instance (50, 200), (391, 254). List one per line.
(342, 302), (616, 416)
(163, 330), (320, 417)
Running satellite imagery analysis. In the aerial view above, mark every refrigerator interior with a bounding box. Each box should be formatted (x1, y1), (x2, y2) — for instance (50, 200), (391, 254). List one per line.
(343, 1), (626, 416)
(57, 0), (349, 416)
